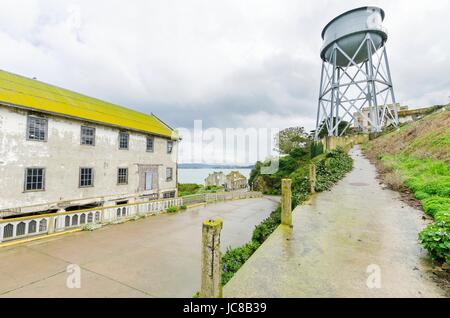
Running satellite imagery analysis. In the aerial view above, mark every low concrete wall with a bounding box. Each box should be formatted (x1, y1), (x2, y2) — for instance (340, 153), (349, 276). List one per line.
(322, 134), (369, 152)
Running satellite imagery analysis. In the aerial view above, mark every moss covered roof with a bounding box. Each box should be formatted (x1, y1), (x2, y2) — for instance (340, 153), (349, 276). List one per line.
(0, 69), (175, 138)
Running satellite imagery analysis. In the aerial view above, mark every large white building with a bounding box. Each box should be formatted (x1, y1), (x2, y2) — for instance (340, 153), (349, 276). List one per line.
(0, 70), (179, 218)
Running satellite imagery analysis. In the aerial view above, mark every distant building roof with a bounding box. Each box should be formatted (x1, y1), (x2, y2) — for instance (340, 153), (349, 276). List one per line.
(0, 69), (176, 139)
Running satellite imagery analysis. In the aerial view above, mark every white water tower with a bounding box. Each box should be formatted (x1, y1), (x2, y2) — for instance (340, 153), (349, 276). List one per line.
(315, 6), (399, 138)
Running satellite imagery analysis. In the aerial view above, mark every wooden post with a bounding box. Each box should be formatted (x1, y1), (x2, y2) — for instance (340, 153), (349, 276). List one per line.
(281, 179), (292, 226)
(309, 163), (316, 194)
(200, 218), (223, 298)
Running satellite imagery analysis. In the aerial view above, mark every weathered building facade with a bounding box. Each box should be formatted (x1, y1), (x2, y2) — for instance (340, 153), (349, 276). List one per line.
(225, 171), (247, 191)
(204, 172), (226, 188)
(0, 70), (178, 217)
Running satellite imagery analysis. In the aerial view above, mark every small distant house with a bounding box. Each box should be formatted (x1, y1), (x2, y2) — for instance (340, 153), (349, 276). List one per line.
(225, 171), (247, 191)
(205, 172), (226, 188)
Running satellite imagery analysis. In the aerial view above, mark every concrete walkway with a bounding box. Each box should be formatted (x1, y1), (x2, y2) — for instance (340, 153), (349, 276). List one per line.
(0, 197), (279, 298)
(224, 147), (447, 298)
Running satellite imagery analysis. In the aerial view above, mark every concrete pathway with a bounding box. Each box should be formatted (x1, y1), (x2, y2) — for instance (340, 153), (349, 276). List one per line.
(224, 147), (447, 298)
(0, 197), (279, 298)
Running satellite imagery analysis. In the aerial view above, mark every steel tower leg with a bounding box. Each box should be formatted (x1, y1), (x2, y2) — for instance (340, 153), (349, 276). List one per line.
(314, 32), (398, 140)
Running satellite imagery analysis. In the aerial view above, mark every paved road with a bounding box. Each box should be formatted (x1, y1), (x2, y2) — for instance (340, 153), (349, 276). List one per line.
(224, 147), (447, 298)
(0, 197), (279, 298)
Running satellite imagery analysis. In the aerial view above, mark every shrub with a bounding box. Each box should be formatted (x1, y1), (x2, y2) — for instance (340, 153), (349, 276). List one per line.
(415, 191), (431, 200)
(180, 205), (188, 210)
(419, 223), (450, 264)
(222, 241), (260, 285)
(421, 196), (450, 218)
(252, 207), (281, 245)
(166, 206), (179, 213)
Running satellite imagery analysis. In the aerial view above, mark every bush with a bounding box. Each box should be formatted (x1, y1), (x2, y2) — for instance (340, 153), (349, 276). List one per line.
(222, 241), (260, 285)
(419, 223), (450, 264)
(415, 191), (431, 200)
(180, 205), (188, 210)
(221, 148), (354, 285)
(421, 197), (450, 218)
(166, 206), (179, 213)
(315, 148), (353, 192)
(252, 207), (281, 245)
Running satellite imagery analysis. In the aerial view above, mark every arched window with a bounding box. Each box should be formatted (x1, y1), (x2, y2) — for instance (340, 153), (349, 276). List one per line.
(28, 220), (37, 234)
(95, 212), (100, 222)
(122, 207), (126, 217)
(16, 222), (26, 236)
(65, 215), (70, 227)
(72, 215), (78, 226)
(87, 212), (93, 223)
(4, 224), (13, 238)
(80, 214), (86, 224)
(117, 208), (121, 218)
(39, 219), (47, 232)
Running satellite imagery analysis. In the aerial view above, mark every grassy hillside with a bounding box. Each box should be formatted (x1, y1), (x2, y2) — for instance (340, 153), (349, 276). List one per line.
(364, 107), (450, 265)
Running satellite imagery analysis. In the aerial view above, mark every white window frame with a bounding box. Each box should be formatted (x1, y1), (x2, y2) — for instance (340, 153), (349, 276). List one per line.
(79, 167), (94, 188)
(119, 132), (129, 150)
(146, 136), (154, 152)
(166, 167), (173, 182)
(26, 115), (48, 142)
(24, 167), (46, 192)
(117, 168), (128, 185)
(167, 140), (174, 154)
(81, 126), (96, 146)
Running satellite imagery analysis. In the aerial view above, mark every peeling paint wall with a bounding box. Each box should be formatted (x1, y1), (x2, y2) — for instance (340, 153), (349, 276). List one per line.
(0, 106), (178, 214)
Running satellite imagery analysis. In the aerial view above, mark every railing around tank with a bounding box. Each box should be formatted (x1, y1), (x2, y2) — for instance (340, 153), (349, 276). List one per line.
(0, 191), (262, 244)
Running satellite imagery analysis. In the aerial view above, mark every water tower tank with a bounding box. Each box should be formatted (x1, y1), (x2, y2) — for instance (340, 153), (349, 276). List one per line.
(321, 6), (387, 67)
(315, 6), (399, 138)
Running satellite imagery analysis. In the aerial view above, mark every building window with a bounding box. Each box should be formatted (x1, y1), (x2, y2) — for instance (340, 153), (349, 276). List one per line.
(39, 219), (47, 232)
(81, 126), (95, 146)
(24, 168), (45, 191)
(27, 115), (47, 141)
(166, 167), (173, 181)
(119, 132), (129, 150)
(167, 140), (174, 154)
(117, 168), (128, 185)
(163, 191), (176, 199)
(79, 168), (94, 187)
(146, 136), (154, 152)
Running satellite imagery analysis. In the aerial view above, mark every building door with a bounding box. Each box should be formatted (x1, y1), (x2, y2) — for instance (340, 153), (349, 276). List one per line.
(145, 171), (153, 190)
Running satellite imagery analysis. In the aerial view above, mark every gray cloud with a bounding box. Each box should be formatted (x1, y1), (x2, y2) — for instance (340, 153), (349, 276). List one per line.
(0, 0), (448, 137)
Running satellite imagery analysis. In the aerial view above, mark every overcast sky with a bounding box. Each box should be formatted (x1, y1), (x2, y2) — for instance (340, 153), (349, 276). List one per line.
(1, 0), (449, 162)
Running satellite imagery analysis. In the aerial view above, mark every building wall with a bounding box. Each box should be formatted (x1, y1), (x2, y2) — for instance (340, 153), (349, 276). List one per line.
(0, 106), (178, 214)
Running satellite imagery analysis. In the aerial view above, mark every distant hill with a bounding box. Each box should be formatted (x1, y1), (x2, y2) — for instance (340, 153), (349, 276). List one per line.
(178, 163), (254, 169)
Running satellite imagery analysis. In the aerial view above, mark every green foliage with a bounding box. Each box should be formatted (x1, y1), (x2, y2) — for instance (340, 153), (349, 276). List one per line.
(180, 205), (188, 210)
(178, 183), (201, 196)
(378, 154), (450, 265)
(315, 148), (353, 192)
(421, 197), (450, 218)
(252, 208), (281, 245)
(221, 147), (354, 285)
(178, 183), (224, 196)
(310, 141), (324, 158)
(166, 206), (179, 213)
(222, 241), (260, 285)
(274, 126), (310, 154)
(419, 223), (450, 264)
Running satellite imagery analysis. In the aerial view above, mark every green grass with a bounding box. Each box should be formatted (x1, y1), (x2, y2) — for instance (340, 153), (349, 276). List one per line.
(380, 154), (450, 264)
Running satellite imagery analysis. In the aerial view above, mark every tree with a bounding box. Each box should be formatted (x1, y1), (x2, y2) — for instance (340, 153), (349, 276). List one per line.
(274, 126), (310, 155)
(316, 118), (350, 138)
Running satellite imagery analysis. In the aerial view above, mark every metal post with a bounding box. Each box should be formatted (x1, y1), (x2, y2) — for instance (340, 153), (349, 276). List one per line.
(200, 219), (223, 298)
